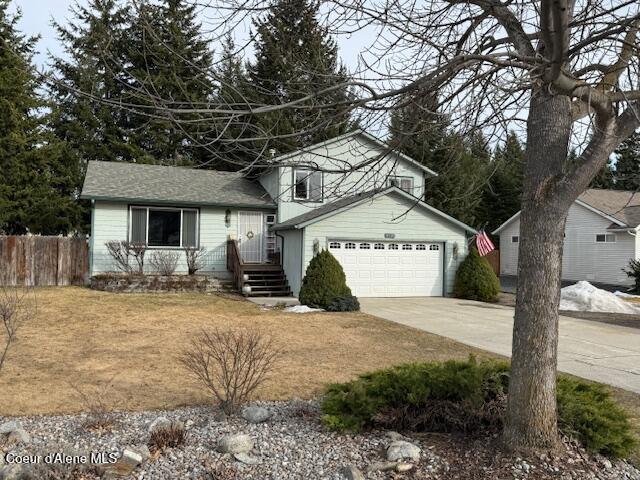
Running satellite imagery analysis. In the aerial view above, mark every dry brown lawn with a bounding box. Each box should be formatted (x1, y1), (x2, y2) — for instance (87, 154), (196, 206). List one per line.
(0, 287), (493, 416)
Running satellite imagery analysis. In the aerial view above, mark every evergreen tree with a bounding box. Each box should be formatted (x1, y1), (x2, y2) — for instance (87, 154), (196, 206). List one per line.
(0, 1), (82, 234)
(480, 131), (525, 232)
(590, 160), (616, 189)
(390, 92), (489, 226)
(49, 0), (136, 164)
(125, 0), (215, 165)
(247, 0), (352, 156)
(614, 132), (640, 190)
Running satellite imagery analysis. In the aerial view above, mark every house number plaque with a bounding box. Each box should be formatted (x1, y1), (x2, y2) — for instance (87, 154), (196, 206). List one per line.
(384, 233), (395, 239)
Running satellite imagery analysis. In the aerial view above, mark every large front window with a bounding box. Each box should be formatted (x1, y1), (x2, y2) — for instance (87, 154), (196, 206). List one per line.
(130, 206), (198, 247)
(294, 169), (323, 201)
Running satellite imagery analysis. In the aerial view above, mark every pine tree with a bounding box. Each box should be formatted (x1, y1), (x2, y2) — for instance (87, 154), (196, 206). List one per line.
(247, 0), (352, 156)
(124, 0), (215, 165)
(49, 0), (136, 164)
(590, 160), (616, 189)
(480, 131), (525, 232)
(0, 1), (82, 234)
(614, 132), (640, 190)
(390, 92), (489, 226)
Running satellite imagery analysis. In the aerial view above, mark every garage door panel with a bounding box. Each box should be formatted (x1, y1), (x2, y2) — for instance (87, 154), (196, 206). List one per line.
(329, 240), (443, 297)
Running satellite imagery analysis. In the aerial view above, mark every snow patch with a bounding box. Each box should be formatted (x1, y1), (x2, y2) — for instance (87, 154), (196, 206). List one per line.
(284, 305), (324, 313)
(560, 281), (640, 314)
(614, 290), (640, 299)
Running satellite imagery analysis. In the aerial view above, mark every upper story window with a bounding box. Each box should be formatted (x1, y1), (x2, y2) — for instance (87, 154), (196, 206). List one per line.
(130, 206), (198, 248)
(511, 236), (519, 243)
(595, 233), (616, 243)
(294, 169), (323, 202)
(388, 176), (414, 193)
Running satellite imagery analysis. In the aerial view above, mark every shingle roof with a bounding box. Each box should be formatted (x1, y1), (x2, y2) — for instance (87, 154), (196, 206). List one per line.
(272, 189), (382, 230)
(80, 161), (275, 208)
(578, 189), (640, 227)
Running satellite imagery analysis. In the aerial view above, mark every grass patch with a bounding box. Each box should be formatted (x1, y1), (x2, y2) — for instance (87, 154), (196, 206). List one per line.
(0, 287), (491, 416)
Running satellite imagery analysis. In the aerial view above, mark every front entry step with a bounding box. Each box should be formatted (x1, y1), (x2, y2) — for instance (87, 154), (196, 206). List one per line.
(242, 265), (292, 297)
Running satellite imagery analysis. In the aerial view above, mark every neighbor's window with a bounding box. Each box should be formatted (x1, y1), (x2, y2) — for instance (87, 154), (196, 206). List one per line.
(294, 169), (323, 201)
(511, 236), (519, 243)
(130, 207), (198, 248)
(595, 233), (616, 243)
(388, 176), (414, 193)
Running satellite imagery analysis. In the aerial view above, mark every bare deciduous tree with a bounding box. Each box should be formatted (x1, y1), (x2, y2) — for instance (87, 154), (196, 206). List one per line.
(149, 250), (180, 275)
(0, 282), (37, 374)
(184, 246), (208, 275)
(59, 0), (640, 452)
(179, 328), (282, 414)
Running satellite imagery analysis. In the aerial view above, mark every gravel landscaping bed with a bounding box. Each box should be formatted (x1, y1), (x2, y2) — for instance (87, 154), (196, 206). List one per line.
(1, 400), (639, 480)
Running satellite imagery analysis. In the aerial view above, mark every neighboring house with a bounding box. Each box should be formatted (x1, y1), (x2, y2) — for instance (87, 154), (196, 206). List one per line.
(81, 130), (476, 298)
(493, 189), (640, 287)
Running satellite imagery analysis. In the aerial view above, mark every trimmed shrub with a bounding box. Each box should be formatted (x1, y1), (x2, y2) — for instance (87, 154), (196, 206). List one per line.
(321, 359), (636, 457)
(623, 258), (640, 293)
(299, 250), (352, 309)
(557, 377), (636, 458)
(453, 247), (500, 302)
(326, 295), (360, 312)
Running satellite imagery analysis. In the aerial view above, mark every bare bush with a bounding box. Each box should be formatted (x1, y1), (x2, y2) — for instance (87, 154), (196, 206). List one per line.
(206, 462), (240, 480)
(184, 246), (207, 275)
(148, 421), (186, 453)
(149, 250), (180, 275)
(0, 282), (37, 375)
(179, 328), (282, 415)
(105, 240), (147, 275)
(69, 375), (119, 432)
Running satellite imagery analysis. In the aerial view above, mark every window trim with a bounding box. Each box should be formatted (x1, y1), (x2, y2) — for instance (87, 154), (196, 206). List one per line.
(292, 168), (324, 202)
(129, 205), (199, 249)
(595, 233), (616, 243)
(388, 175), (414, 193)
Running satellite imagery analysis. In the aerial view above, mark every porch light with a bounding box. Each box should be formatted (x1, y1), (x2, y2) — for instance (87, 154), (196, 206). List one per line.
(225, 209), (231, 227)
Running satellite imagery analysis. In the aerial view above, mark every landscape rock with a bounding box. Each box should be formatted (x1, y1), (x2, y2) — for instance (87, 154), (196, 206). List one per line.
(127, 444), (151, 463)
(6, 429), (30, 445)
(98, 460), (137, 480)
(367, 461), (398, 472)
(0, 465), (23, 480)
(0, 421), (21, 435)
(339, 464), (365, 480)
(385, 431), (406, 442)
(121, 447), (143, 466)
(217, 433), (254, 454)
(396, 462), (414, 472)
(241, 406), (271, 423)
(386, 440), (421, 463)
(148, 416), (171, 434)
(234, 452), (260, 465)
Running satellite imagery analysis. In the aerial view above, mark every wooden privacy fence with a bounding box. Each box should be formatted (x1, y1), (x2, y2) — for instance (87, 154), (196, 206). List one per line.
(485, 250), (500, 276)
(0, 236), (89, 286)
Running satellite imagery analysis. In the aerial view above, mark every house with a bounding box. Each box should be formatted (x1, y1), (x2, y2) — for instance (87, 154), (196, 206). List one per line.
(493, 188), (640, 287)
(80, 130), (476, 297)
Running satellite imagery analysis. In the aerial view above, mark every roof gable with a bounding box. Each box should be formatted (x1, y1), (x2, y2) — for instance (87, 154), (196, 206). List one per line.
(80, 161), (275, 208)
(265, 129), (438, 177)
(273, 186), (476, 233)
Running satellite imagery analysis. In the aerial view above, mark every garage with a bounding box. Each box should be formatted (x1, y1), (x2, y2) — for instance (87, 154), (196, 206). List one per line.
(328, 240), (444, 297)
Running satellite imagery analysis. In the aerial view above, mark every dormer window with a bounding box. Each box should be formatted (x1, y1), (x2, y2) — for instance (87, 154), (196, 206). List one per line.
(294, 169), (323, 201)
(388, 176), (414, 193)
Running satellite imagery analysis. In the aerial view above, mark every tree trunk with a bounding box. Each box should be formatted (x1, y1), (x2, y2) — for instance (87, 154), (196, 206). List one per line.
(503, 88), (573, 451)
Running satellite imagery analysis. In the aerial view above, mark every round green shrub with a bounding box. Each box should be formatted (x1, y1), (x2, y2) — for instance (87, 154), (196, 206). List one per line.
(298, 250), (352, 309)
(453, 247), (500, 302)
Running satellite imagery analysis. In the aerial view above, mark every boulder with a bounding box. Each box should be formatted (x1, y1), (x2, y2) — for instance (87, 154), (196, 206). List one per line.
(386, 440), (421, 463)
(241, 406), (271, 424)
(339, 465), (365, 480)
(126, 445), (151, 463)
(396, 463), (414, 472)
(217, 434), (254, 454)
(121, 448), (143, 466)
(367, 461), (398, 472)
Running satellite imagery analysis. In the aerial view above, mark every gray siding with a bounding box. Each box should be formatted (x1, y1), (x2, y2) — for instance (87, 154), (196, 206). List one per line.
(300, 192), (468, 295)
(499, 202), (635, 285)
(269, 135), (428, 222)
(280, 229), (304, 295)
(91, 201), (241, 276)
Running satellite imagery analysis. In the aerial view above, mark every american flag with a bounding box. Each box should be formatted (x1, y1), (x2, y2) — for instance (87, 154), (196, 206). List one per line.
(475, 230), (496, 256)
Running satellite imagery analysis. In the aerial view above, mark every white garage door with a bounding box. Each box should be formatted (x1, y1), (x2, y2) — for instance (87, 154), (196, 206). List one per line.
(328, 240), (444, 297)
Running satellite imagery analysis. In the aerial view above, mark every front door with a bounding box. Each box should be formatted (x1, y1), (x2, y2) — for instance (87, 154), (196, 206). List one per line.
(238, 211), (264, 263)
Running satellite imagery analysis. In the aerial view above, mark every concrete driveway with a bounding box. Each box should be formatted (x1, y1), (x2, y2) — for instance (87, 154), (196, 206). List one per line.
(360, 297), (640, 393)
